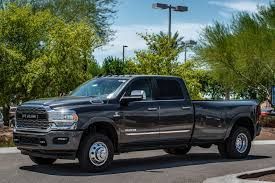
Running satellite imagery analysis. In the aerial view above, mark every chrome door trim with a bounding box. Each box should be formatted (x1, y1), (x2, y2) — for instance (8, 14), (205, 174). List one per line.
(125, 129), (190, 136)
(181, 106), (191, 110)
(147, 107), (158, 111)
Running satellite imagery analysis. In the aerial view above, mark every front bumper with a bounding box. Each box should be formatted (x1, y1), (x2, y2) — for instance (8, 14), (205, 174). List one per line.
(13, 129), (83, 159)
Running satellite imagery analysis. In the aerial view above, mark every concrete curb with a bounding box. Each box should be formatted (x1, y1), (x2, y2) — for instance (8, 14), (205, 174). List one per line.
(253, 140), (275, 145)
(0, 147), (19, 154)
(203, 167), (275, 183)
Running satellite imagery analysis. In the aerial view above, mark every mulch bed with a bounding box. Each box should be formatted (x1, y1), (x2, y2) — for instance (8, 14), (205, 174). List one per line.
(240, 170), (275, 182)
(256, 127), (275, 140)
(0, 127), (14, 147)
(251, 173), (275, 182)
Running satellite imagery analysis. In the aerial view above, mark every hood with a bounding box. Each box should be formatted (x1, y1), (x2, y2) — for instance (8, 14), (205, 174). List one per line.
(22, 96), (105, 108)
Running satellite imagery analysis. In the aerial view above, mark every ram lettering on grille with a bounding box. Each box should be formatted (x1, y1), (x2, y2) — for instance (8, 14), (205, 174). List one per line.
(16, 106), (49, 129)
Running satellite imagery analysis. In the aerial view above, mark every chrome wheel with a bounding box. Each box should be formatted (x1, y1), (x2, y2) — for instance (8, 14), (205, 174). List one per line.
(235, 133), (248, 153)
(89, 141), (108, 166)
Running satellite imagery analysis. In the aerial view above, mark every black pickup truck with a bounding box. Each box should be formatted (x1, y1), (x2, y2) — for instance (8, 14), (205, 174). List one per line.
(14, 75), (261, 172)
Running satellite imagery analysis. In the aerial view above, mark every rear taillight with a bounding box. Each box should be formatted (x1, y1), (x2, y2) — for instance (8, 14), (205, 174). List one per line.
(260, 112), (269, 117)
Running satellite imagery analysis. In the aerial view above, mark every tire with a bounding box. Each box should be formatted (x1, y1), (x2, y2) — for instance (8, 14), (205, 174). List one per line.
(217, 143), (228, 158)
(29, 156), (56, 165)
(78, 133), (114, 172)
(218, 127), (251, 159)
(164, 145), (191, 155)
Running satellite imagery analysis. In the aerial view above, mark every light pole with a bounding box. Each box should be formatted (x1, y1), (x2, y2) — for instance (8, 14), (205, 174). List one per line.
(152, 3), (188, 38)
(122, 45), (128, 63)
(184, 40), (197, 62)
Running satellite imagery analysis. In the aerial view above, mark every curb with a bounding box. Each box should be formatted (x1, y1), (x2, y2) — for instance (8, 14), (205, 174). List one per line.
(0, 147), (20, 154)
(253, 140), (275, 145)
(203, 167), (275, 183)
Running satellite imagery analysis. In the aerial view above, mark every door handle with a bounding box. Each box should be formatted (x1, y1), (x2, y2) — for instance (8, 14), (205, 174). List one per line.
(147, 107), (158, 111)
(181, 106), (191, 110)
(206, 116), (221, 121)
(205, 116), (213, 119)
(113, 112), (121, 118)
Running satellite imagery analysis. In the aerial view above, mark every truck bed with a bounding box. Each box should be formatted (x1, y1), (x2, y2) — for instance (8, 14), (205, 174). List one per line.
(191, 100), (258, 142)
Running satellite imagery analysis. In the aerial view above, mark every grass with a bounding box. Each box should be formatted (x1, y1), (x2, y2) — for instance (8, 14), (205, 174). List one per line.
(0, 136), (15, 147)
(0, 142), (15, 147)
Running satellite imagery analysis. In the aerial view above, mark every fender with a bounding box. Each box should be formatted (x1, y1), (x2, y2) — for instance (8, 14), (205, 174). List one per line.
(224, 112), (254, 140)
(80, 116), (121, 144)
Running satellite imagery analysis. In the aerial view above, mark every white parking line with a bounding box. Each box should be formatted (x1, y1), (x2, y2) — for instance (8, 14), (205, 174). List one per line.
(253, 140), (275, 145)
(0, 147), (19, 154)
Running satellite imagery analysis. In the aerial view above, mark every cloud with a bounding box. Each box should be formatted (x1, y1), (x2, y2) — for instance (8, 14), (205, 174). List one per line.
(208, 1), (266, 13)
(94, 22), (207, 63)
(218, 11), (232, 18)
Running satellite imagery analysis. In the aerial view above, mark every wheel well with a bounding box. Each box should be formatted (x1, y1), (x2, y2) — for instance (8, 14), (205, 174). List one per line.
(232, 117), (254, 139)
(83, 122), (118, 153)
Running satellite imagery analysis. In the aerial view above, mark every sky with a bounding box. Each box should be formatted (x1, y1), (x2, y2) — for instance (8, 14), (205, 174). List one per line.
(93, 0), (271, 63)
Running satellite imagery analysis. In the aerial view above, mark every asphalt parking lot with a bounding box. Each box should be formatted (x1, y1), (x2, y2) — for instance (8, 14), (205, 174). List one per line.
(0, 144), (274, 183)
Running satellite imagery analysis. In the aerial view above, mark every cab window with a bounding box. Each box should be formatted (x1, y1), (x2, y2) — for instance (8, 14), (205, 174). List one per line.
(125, 79), (152, 100)
(155, 78), (184, 100)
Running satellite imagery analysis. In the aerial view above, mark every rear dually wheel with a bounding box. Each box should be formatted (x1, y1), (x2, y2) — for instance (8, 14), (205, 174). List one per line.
(218, 127), (251, 159)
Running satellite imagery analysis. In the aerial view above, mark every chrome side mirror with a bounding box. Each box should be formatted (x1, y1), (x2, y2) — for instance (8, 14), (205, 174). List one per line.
(120, 90), (146, 105)
(130, 90), (146, 100)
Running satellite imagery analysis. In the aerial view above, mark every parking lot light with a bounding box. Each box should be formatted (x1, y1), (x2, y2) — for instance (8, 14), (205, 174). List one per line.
(152, 3), (188, 38)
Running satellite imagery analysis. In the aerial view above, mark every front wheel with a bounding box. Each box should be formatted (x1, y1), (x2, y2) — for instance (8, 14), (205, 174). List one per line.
(78, 133), (114, 172)
(218, 127), (251, 159)
(29, 156), (56, 165)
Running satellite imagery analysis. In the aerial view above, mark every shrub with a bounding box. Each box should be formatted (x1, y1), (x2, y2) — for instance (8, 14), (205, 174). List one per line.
(260, 116), (275, 128)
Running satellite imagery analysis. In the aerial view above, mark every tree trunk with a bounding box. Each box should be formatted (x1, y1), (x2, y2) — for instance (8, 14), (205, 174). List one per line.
(2, 105), (10, 126)
(225, 90), (230, 100)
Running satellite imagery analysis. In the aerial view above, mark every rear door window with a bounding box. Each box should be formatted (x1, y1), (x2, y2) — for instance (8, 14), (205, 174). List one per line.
(155, 78), (184, 100)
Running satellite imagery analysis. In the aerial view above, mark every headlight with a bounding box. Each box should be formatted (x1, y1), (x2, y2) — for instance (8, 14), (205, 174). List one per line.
(48, 109), (78, 130)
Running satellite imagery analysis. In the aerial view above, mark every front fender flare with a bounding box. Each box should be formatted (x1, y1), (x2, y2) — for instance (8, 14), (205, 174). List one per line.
(80, 117), (120, 144)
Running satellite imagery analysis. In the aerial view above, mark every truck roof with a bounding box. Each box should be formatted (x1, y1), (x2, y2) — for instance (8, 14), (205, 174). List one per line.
(98, 75), (181, 80)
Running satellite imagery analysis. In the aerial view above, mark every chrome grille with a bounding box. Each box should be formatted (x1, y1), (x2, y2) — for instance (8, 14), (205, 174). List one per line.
(16, 106), (49, 129)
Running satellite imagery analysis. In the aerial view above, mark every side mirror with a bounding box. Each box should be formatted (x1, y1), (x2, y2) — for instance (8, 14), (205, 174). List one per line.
(130, 90), (146, 100)
(120, 90), (146, 105)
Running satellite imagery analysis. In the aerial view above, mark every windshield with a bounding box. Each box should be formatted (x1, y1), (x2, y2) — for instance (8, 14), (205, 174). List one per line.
(70, 78), (128, 98)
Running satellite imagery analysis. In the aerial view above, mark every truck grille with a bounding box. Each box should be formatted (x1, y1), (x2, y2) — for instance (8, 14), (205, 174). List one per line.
(16, 106), (50, 129)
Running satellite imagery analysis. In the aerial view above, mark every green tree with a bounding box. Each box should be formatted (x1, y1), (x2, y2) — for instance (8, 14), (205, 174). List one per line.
(123, 59), (140, 74)
(174, 61), (206, 100)
(102, 56), (126, 75)
(1, 0), (117, 44)
(196, 2), (275, 101)
(133, 31), (203, 99)
(199, 71), (227, 99)
(135, 32), (184, 75)
(88, 59), (102, 76)
(0, 4), (99, 121)
(196, 22), (235, 99)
